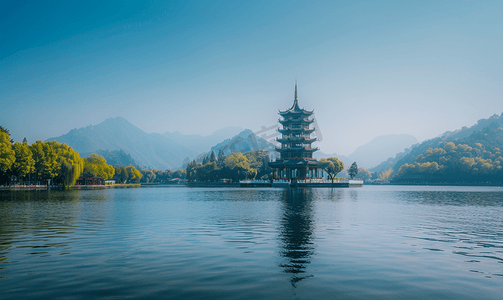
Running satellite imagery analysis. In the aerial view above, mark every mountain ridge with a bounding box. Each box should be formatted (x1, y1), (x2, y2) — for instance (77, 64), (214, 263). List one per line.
(46, 117), (198, 170)
(46, 118), (269, 170)
(209, 129), (276, 157)
(163, 126), (243, 155)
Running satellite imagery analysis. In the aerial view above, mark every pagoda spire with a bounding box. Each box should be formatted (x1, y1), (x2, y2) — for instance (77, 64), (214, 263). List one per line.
(294, 80), (298, 104)
(279, 80), (313, 115)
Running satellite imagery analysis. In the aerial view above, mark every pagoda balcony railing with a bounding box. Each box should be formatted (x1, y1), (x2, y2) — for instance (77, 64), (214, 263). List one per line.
(278, 118), (314, 124)
(278, 135), (313, 139)
(278, 127), (315, 132)
(271, 157), (318, 161)
(275, 146), (319, 152)
(276, 136), (316, 143)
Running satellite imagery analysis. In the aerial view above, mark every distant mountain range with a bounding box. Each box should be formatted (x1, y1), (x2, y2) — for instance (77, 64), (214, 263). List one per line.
(54, 112), (503, 175)
(315, 134), (418, 169)
(46, 117), (271, 170)
(46, 117), (199, 170)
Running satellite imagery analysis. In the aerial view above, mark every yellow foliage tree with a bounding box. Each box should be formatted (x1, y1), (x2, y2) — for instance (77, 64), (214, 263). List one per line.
(12, 142), (35, 180)
(83, 154), (115, 180)
(224, 152), (257, 181)
(459, 157), (475, 172)
(125, 166), (142, 183)
(47, 141), (84, 188)
(443, 142), (457, 152)
(379, 168), (393, 181)
(396, 163), (414, 177)
(0, 132), (15, 174)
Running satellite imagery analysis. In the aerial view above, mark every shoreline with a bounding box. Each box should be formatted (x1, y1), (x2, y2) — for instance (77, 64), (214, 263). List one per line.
(0, 184), (141, 191)
(2, 182), (503, 191)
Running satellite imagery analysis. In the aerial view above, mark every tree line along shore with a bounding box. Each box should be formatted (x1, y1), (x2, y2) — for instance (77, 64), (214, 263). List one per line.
(1, 126), (366, 189)
(0, 129), (144, 188)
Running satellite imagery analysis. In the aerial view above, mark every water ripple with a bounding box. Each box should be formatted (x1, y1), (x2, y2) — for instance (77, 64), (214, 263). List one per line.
(1, 187), (503, 299)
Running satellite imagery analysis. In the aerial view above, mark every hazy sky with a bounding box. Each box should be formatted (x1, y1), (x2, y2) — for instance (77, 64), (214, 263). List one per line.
(2, 1), (503, 155)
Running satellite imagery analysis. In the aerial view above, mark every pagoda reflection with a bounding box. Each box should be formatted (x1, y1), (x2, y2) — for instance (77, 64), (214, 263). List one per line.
(278, 188), (316, 287)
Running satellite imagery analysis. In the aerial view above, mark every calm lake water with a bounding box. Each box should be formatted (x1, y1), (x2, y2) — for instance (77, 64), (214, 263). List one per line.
(1, 186), (502, 299)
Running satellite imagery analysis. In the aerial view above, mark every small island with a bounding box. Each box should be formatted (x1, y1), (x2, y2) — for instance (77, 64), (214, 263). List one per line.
(250, 84), (362, 188)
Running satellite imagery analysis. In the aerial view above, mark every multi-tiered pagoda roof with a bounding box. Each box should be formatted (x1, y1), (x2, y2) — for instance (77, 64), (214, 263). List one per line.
(269, 84), (321, 180)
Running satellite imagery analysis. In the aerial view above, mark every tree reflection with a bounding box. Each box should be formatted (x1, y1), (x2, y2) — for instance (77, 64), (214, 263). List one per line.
(278, 188), (316, 287)
(0, 190), (83, 274)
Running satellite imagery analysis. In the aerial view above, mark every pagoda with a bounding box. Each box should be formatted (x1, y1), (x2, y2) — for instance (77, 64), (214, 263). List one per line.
(269, 84), (322, 183)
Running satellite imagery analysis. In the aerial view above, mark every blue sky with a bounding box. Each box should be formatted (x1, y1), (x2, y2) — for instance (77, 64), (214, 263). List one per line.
(1, 0), (503, 155)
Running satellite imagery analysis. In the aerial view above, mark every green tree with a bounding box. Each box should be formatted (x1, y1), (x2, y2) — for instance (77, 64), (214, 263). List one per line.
(113, 165), (141, 184)
(141, 169), (156, 183)
(319, 157), (344, 183)
(396, 163), (415, 178)
(12, 142), (35, 182)
(224, 152), (257, 182)
(443, 142), (457, 152)
(209, 151), (217, 163)
(83, 153), (115, 180)
(186, 160), (199, 182)
(196, 162), (219, 182)
(355, 167), (372, 181)
(0, 126), (14, 144)
(48, 141), (84, 188)
(154, 169), (173, 183)
(244, 150), (272, 179)
(113, 166), (128, 183)
(379, 168), (393, 181)
(348, 161), (358, 179)
(0, 132), (16, 183)
(30, 141), (59, 183)
(172, 169), (186, 179)
(217, 149), (226, 168)
(125, 166), (142, 183)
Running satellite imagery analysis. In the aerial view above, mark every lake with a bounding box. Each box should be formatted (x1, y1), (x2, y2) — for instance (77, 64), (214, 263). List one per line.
(1, 186), (502, 299)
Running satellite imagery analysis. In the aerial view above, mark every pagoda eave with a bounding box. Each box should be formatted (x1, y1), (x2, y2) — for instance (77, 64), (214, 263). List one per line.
(278, 110), (314, 116)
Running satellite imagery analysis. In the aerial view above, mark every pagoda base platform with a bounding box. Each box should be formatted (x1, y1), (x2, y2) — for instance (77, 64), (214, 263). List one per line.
(239, 179), (363, 188)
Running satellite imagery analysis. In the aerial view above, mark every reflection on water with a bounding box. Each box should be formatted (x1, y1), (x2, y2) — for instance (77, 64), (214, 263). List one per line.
(1, 186), (503, 299)
(278, 189), (316, 286)
(0, 190), (110, 276)
(395, 190), (503, 207)
(391, 189), (503, 275)
(0, 191), (79, 255)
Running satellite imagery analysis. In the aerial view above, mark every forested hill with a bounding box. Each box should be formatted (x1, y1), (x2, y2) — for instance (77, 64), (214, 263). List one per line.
(371, 113), (503, 184)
